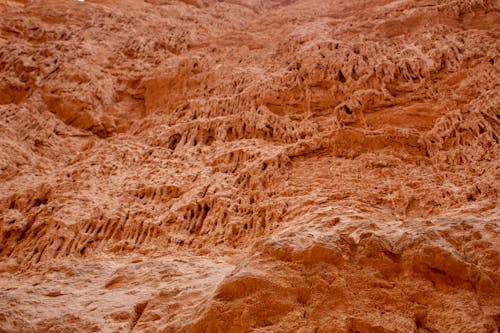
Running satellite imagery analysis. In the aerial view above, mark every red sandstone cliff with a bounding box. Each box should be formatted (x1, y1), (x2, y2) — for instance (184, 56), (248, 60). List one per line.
(0, 0), (499, 332)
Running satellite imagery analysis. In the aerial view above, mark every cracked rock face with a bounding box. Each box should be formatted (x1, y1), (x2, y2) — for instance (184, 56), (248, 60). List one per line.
(0, 0), (499, 332)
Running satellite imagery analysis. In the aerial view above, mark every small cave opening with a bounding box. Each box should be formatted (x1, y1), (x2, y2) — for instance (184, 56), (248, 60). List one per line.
(168, 133), (181, 150)
(338, 70), (346, 83)
(33, 198), (48, 207)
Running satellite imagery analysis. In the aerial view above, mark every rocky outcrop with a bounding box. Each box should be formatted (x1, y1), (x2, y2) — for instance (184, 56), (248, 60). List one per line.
(0, 0), (498, 332)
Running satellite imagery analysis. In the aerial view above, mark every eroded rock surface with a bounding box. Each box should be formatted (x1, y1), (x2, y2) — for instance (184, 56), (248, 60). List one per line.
(0, 0), (499, 332)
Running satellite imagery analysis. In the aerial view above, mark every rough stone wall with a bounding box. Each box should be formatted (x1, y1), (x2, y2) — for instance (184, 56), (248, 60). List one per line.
(0, 0), (498, 332)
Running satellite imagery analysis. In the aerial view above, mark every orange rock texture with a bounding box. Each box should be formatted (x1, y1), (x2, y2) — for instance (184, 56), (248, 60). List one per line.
(0, 0), (499, 332)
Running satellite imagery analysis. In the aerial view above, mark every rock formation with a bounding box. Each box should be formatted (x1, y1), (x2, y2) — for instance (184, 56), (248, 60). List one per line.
(0, 0), (498, 332)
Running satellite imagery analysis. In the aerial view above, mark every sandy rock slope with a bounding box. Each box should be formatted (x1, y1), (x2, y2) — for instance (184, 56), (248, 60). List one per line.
(0, 0), (499, 332)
